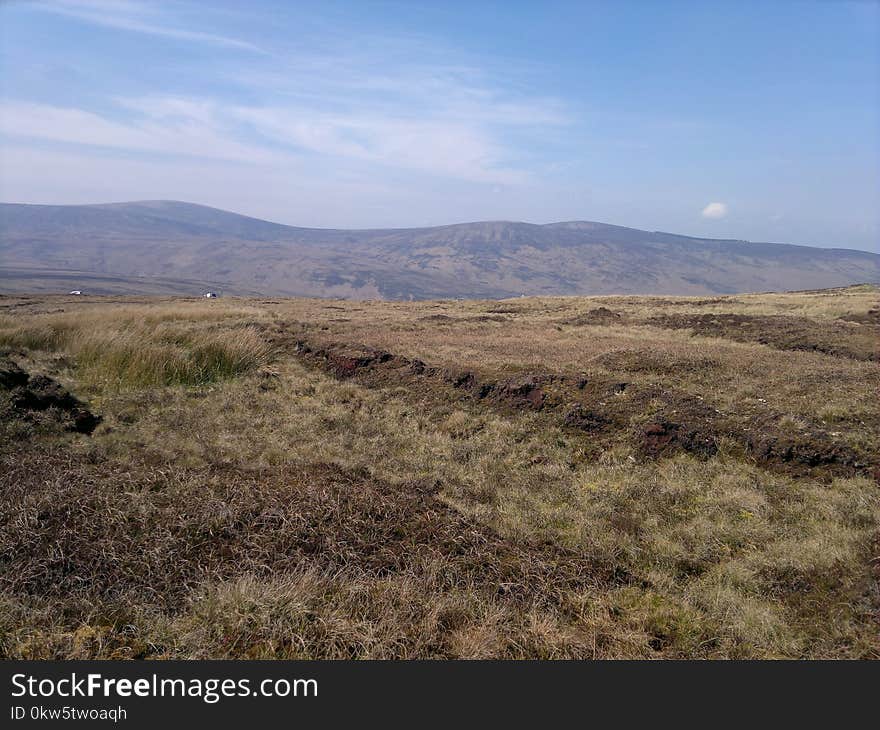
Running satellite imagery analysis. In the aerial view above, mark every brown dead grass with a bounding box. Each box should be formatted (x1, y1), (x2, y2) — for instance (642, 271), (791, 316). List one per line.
(0, 286), (878, 659)
(648, 312), (878, 361)
(0, 305), (272, 388)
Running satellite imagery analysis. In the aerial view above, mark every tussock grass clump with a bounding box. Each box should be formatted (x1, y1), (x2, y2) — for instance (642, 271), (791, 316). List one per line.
(0, 307), (272, 388)
(0, 316), (80, 351)
(75, 327), (272, 387)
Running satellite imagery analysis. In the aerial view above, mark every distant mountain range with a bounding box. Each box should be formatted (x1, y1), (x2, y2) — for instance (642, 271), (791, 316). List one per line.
(1, 200), (877, 298)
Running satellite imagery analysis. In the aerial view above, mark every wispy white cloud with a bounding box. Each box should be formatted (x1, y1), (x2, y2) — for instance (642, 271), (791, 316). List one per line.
(229, 105), (527, 184)
(0, 100), (279, 164)
(222, 56), (569, 128)
(0, 3), (571, 206)
(0, 95), (532, 184)
(31, 0), (265, 53)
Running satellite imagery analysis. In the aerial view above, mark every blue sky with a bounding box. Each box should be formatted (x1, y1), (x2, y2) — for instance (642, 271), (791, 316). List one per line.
(0, 0), (877, 250)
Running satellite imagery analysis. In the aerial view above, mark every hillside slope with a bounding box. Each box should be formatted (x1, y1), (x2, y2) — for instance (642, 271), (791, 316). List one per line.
(1, 200), (877, 298)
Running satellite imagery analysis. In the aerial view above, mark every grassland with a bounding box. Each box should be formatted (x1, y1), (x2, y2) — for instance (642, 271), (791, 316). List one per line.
(0, 285), (878, 659)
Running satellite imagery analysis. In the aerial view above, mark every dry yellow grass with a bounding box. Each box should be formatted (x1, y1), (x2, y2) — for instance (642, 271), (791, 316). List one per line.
(0, 287), (877, 658)
(0, 303), (273, 387)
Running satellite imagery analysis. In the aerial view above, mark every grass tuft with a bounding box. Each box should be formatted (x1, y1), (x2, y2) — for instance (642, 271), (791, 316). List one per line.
(0, 308), (272, 387)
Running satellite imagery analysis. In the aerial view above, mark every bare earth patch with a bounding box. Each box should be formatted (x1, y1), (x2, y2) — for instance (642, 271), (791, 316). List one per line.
(284, 330), (877, 481)
(649, 312), (879, 361)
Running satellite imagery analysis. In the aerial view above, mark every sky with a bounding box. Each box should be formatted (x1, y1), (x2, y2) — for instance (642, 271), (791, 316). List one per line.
(0, 0), (878, 251)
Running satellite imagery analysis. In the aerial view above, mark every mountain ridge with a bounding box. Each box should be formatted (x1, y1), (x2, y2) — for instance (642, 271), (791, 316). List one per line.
(1, 200), (877, 299)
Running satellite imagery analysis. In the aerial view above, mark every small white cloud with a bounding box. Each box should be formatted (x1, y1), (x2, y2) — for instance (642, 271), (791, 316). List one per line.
(701, 201), (728, 219)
